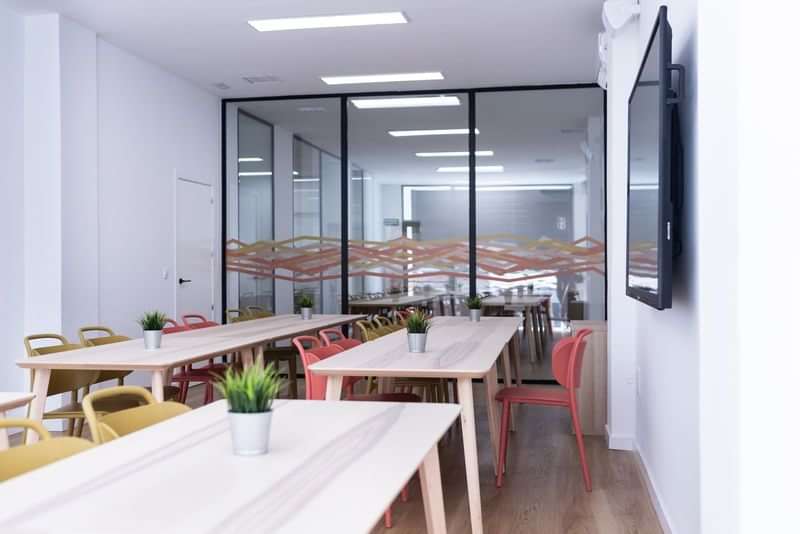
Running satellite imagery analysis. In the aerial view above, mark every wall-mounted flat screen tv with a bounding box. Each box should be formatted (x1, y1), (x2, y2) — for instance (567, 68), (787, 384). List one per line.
(627, 6), (684, 310)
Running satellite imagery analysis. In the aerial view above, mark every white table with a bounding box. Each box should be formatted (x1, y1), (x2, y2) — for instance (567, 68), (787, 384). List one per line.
(0, 392), (35, 450)
(0, 399), (459, 534)
(310, 316), (522, 534)
(17, 314), (365, 444)
(349, 293), (445, 312)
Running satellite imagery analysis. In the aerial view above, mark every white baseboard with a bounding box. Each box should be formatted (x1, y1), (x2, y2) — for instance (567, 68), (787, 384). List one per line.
(605, 424), (635, 450)
(634, 445), (675, 534)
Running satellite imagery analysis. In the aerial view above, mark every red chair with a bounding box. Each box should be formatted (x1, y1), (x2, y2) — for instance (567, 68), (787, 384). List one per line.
(170, 315), (226, 404)
(495, 330), (593, 491)
(291, 334), (419, 528)
(319, 327), (362, 351)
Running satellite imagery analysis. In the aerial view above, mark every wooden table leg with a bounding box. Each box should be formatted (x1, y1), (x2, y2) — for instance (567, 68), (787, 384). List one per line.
(242, 346), (257, 369)
(324, 375), (344, 401)
(151, 370), (166, 402)
(500, 345), (516, 432)
(456, 377), (484, 534)
(419, 442), (448, 534)
(25, 368), (51, 445)
(525, 308), (537, 362)
(0, 411), (9, 450)
(484, 366), (501, 475)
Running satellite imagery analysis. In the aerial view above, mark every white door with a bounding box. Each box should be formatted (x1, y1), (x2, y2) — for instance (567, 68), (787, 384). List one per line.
(176, 178), (215, 320)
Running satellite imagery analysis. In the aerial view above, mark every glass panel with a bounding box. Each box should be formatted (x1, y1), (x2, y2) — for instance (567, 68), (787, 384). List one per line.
(476, 88), (605, 379)
(225, 109), (274, 314)
(347, 94), (469, 314)
(226, 99), (340, 317)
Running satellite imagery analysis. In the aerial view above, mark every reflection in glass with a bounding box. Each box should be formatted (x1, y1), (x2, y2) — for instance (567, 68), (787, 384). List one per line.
(347, 94), (470, 312)
(628, 24), (661, 293)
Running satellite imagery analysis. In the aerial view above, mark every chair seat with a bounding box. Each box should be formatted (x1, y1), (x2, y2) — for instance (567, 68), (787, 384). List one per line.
(332, 338), (361, 351)
(45, 387), (181, 418)
(495, 386), (569, 406)
(0, 437), (94, 482)
(347, 393), (421, 403)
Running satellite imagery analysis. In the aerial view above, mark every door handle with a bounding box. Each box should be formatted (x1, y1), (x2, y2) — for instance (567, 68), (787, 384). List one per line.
(179, 278), (192, 285)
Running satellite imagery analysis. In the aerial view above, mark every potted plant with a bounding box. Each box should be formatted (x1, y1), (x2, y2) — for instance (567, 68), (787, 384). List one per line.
(406, 310), (431, 353)
(138, 310), (167, 350)
(466, 295), (483, 322)
(298, 294), (314, 320)
(214, 359), (282, 456)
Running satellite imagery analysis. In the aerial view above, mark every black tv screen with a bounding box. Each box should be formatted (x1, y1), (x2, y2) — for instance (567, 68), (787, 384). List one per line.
(626, 6), (683, 310)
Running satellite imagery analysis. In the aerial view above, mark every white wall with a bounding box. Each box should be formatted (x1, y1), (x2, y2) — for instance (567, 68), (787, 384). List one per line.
(97, 39), (220, 336)
(606, 2), (699, 533)
(0, 3), (26, 399)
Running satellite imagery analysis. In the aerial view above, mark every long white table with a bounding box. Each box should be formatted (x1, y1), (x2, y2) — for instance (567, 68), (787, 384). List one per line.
(0, 392), (35, 450)
(0, 399), (459, 534)
(17, 314), (365, 444)
(310, 316), (522, 534)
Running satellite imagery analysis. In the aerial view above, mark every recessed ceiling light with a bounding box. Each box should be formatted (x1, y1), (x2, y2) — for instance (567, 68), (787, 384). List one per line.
(453, 185), (573, 192)
(351, 96), (460, 109)
(388, 128), (478, 137)
(322, 72), (444, 86)
(292, 171), (300, 176)
(248, 12), (407, 32)
(238, 171), (272, 176)
(238, 157), (264, 162)
(297, 106), (326, 112)
(416, 150), (493, 158)
(437, 165), (504, 173)
(294, 178), (321, 183)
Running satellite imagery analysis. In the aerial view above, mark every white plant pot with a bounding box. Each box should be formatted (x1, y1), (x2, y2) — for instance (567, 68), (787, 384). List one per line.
(469, 309), (482, 322)
(229, 411), (272, 456)
(504, 293), (513, 304)
(143, 330), (162, 350)
(408, 333), (428, 353)
(301, 307), (313, 320)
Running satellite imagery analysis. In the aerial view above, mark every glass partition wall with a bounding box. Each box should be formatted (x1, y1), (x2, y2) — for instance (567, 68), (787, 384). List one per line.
(224, 86), (605, 380)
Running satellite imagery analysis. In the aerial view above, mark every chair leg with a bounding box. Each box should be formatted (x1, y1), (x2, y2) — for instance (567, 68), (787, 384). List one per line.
(401, 482), (410, 502)
(204, 380), (214, 404)
(496, 400), (512, 488)
(569, 403), (592, 492)
(74, 418), (84, 438)
(383, 508), (393, 528)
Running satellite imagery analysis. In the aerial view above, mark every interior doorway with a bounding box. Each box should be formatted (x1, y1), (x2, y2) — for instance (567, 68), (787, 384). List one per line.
(176, 177), (215, 320)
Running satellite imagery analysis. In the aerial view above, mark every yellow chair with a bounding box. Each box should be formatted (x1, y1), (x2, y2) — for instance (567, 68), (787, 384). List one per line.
(246, 305), (274, 319)
(226, 308), (251, 323)
(355, 320), (381, 342)
(374, 315), (404, 333)
(77, 326), (133, 386)
(371, 316), (397, 336)
(82, 386), (191, 444)
(24, 334), (143, 438)
(0, 419), (94, 482)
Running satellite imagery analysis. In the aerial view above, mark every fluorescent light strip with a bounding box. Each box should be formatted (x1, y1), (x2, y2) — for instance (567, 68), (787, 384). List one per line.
(322, 72), (444, 86)
(294, 178), (320, 183)
(453, 185), (573, 192)
(238, 157), (264, 162)
(249, 12), (407, 32)
(437, 165), (504, 173)
(238, 171), (272, 176)
(388, 128), (478, 137)
(630, 184), (658, 191)
(416, 150), (493, 158)
(351, 96), (460, 109)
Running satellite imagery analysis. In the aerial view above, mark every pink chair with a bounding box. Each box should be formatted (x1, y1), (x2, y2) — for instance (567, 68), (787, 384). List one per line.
(319, 327), (362, 351)
(495, 330), (593, 491)
(171, 315), (226, 404)
(291, 334), (419, 528)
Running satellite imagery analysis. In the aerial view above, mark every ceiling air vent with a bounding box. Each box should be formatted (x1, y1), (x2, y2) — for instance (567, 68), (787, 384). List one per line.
(535, 158), (556, 164)
(242, 75), (281, 84)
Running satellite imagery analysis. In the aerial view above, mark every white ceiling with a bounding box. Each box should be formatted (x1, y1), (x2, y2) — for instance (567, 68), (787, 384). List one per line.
(5, 0), (604, 98)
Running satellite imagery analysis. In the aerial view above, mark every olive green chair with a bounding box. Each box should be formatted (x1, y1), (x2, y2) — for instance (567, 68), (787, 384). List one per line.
(82, 386), (191, 445)
(0, 419), (94, 482)
(78, 326), (133, 386)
